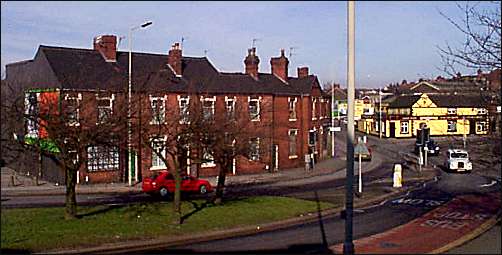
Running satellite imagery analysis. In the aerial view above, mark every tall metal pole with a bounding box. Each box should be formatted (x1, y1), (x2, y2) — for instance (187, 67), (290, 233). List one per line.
(344, 1), (356, 254)
(332, 83), (335, 158)
(128, 28), (133, 187)
(379, 88), (382, 139)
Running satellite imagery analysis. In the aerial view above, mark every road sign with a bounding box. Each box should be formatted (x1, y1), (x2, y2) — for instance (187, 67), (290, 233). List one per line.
(354, 143), (369, 155)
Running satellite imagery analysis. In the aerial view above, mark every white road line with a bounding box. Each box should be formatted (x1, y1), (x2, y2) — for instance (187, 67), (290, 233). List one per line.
(479, 180), (497, 188)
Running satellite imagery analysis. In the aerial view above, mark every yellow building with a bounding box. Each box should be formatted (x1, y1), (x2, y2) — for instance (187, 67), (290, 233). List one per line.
(358, 93), (490, 138)
(336, 99), (374, 120)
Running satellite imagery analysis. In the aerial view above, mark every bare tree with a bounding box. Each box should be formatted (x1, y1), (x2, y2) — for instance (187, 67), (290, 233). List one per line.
(2, 83), (128, 219)
(192, 95), (273, 205)
(438, 1), (501, 75)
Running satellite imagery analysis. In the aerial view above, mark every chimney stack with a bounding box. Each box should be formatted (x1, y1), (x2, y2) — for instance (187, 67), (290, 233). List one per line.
(297, 66), (309, 78)
(93, 35), (117, 62)
(244, 47), (260, 79)
(168, 42), (182, 76)
(270, 49), (289, 81)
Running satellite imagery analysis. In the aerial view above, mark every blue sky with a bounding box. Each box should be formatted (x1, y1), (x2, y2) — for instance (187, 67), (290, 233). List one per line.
(0, 1), (494, 88)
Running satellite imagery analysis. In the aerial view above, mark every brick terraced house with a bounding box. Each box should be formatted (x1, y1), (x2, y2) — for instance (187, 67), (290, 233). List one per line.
(4, 35), (333, 184)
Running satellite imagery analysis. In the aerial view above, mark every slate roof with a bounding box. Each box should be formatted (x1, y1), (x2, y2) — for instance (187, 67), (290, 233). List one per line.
(32, 45), (319, 95)
(387, 94), (489, 108)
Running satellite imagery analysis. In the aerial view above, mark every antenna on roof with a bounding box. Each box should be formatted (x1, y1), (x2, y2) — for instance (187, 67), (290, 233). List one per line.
(181, 36), (188, 49)
(117, 36), (126, 49)
(252, 38), (260, 48)
(289, 46), (298, 59)
(204, 49), (209, 57)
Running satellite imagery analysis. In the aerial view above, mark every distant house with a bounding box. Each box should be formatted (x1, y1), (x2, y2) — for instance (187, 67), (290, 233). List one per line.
(357, 93), (490, 138)
(4, 35), (332, 184)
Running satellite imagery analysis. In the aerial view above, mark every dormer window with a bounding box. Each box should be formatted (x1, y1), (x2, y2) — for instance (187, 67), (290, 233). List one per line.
(288, 97), (297, 121)
(150, 95), (167, 125)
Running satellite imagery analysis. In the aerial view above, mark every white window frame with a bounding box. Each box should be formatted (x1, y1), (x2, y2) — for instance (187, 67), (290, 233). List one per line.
(447, 108), (457, 115)
(248, 96), (261, 121)
(87, 144), (119, 172)
(178, 95), (190, 124)
(225, 96), (236, 119)
(447, 120), (457, 132)
(150, 136), (167, 170)
(96, 93), (115, 125)
(477, 108), (487, 115)
(400, 121), (409, 134)
(288, 97), (297, 121)
(200, 96), (216, 121)
(201, 147), (216, 168)
(288, 129), (298, 159)
(64, 93), (82, 127)
(149, 95), (167, 125)
(249, 137), (260, 161)
(312, 97), (317, 120)
(25, 92), (39, 138)
(319, 98), (325, 119)
(476, 121), (488, 132)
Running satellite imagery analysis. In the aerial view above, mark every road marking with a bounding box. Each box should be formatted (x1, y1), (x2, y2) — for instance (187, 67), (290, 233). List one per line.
(480, 180), (497, 188)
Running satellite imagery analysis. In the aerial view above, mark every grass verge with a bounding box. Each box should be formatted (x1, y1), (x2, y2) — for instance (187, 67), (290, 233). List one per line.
(1, 196), (334, 252)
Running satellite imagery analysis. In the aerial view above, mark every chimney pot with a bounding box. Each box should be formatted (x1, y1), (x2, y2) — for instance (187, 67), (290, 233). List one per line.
(297, 67), (309, 78)
(168, 42), (183, 76)
(270, 49), (289, 81)
(93, 35), (117, 62)
(244, 48), (260, 79)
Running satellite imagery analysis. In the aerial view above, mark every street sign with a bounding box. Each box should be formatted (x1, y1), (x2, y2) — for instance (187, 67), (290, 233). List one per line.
(354, 143), (369, 155)
(329, 127), (341, 132)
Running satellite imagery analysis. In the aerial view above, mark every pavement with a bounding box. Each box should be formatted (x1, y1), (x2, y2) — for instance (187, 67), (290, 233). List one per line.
(1, 156), (351, 197)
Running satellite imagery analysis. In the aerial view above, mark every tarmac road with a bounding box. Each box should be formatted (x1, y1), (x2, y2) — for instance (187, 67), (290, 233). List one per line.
(130, 173), (501, 254)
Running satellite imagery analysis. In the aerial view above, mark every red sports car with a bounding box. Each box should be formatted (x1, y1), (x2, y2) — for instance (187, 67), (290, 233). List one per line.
(142, 171), (213, 198)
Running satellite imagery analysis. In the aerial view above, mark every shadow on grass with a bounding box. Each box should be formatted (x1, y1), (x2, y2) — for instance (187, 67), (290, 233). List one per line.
(78, 204), (126, 218)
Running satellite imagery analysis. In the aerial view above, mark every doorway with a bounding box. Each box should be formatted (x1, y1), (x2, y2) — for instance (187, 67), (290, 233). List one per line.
(389, 122), (396, 138)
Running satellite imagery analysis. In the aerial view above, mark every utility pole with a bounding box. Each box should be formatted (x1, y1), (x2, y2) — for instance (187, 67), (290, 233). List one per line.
(332, 83), (335, 158)
(379, 88), (382, 139)
(463, 116), (467, 148)
(344, 1), (356, 254)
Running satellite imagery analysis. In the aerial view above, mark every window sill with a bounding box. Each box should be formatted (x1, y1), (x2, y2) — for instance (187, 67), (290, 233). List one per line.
(251, 119), (261, 122)
(288, 155), (298, 159)
(312, 118), (317, 121)
(201, 163), (216, 168)
(289, 119), (297, 122)
(150, 166), (167, 171)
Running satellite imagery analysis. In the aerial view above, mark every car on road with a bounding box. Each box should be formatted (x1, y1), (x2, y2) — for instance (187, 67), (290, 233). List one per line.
(142, 171), (213, 198)
(446, 149), (472, 173)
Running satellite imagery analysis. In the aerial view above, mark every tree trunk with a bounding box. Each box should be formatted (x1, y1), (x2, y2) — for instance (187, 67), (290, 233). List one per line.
(171, 157), (182, 224)
(64, 166), (77, 220)
(213, 160), (229, 205)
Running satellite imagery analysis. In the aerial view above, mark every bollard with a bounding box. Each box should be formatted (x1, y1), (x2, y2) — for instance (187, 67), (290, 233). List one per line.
(393, 164), (402, 188)
(11, 175), (15, 187)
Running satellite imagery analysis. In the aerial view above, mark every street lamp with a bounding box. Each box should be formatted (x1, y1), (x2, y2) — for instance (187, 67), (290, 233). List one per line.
(128, 21), (152, 186)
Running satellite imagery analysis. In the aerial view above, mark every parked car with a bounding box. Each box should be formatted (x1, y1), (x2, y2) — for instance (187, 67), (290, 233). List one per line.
(142, 171), (213, 198)
(445, 149), (472, 173)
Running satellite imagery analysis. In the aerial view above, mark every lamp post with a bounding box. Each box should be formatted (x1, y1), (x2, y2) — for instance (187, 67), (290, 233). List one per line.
(128, 21), (152, 186)
(344, 1), (356, 254)
(379, 88), (382, 139)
